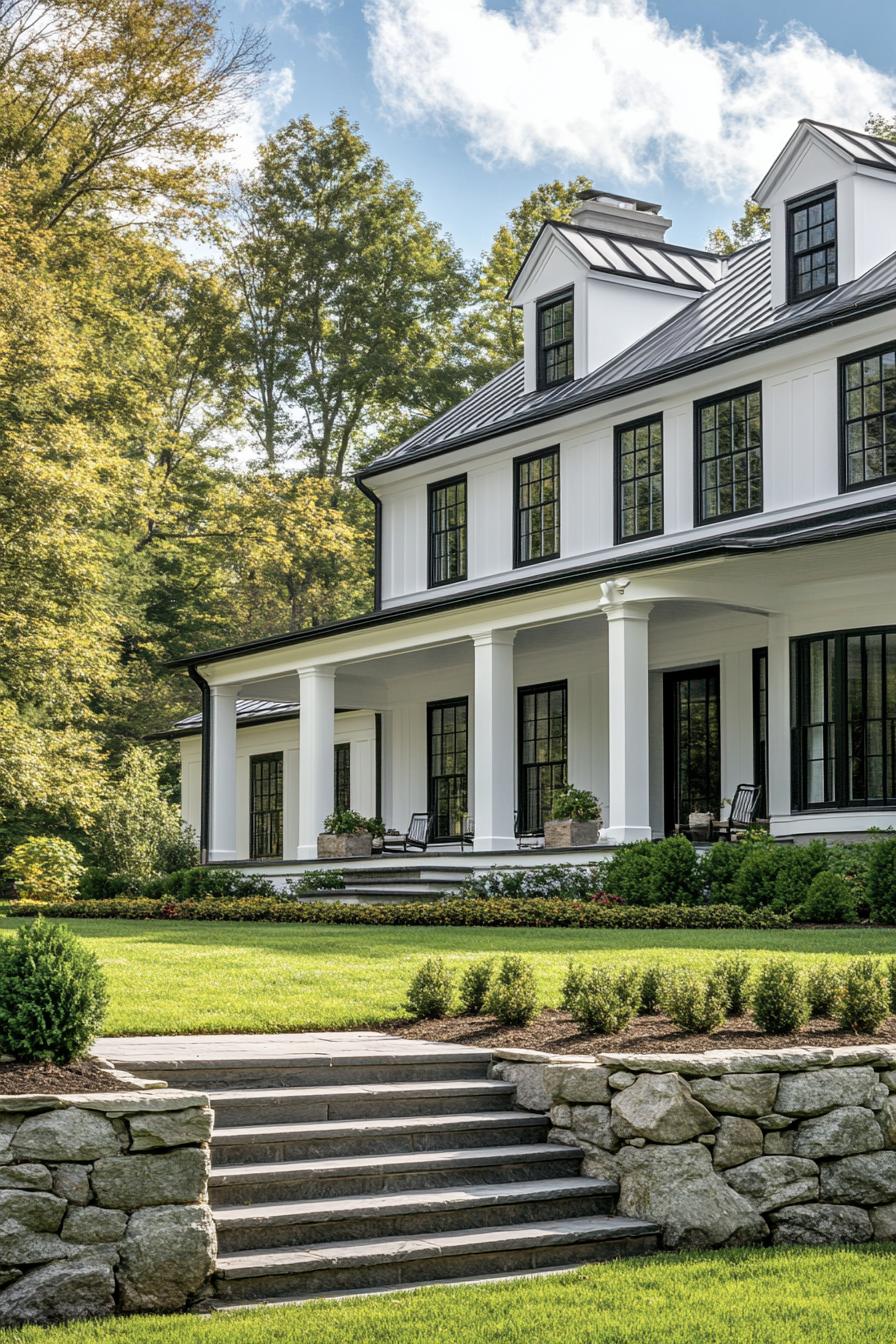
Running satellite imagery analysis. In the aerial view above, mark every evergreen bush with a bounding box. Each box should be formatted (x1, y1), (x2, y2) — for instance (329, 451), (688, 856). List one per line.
(458, 959), (493, 1014)
(798, 871), (858, 924)
(711, 953), (753, 1015)
(88, 746), (196, 880)
(751, 959), (809, 1034)
(651, 836), (703, 905)
(886, 958), (896, 1015)
(867, 837), (896, 924)
(806, 959), (842, 1018)
(836, 957), (890, 1034)
(569, 967), (642, 1035)
(0, 918), (107, 1063)
(661, 971), (727, 1034)
(699, 841), (750, 903)
(601, 841), (657, 905)
(772, 842), (829, 913)
(485, 955), (538, 1026)
(639, 962), (666, 1014)
(560, 960), (587, 1012)
(405, 957), (454, 1019)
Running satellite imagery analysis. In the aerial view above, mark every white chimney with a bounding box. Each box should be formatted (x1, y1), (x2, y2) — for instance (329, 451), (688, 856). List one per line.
(570, 189), (672, 244)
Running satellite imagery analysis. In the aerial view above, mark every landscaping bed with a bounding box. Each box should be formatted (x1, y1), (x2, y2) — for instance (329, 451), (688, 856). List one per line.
(387, 1006), (896, 1054)
(0, 1058), (137, 1095)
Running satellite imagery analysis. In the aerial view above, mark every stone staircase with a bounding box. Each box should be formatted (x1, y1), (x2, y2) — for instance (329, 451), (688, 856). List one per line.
(303, 865), (476, 904)
(107, 1034), (659, 1305)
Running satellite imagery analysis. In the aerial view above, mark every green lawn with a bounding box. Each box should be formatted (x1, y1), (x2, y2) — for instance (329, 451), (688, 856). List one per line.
(3, 917), (896, 1035)
(3, 1246), (895, 1343)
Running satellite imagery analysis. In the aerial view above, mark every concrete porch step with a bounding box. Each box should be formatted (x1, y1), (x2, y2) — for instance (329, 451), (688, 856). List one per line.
(211, 1111), (549, 1165)
(213, 1177), (617, 1252)
(206, 1078), (516, 1126)
(212, 1215), (661, 1302)
(208, 1144), (585, 1206)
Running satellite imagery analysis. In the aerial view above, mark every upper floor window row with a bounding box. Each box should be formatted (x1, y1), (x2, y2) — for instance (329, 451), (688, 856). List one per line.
(537, 290), (574, 390)
(787, 187), (837, 303)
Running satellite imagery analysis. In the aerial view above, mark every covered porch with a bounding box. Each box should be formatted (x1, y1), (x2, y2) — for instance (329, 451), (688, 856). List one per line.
(176, 531), (896, 874)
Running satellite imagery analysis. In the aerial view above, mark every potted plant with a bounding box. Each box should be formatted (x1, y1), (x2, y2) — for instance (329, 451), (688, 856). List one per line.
(317, 810), (385, 860)
(543, 785), (603, 849)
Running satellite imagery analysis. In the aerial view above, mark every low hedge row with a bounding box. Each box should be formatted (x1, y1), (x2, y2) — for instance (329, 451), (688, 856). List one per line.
(3, 897), (792, 929)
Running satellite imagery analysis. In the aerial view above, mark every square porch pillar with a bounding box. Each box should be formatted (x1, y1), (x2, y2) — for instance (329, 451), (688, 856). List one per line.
(297, 665), (336, 860)
(603, 603), (653, 844)
(473, 631), (516, 852)
(208, 685), (238, 862)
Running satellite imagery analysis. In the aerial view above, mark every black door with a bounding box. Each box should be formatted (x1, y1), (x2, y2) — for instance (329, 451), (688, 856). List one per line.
(427, 698), (468, 841)
(663, 667), (721, 832)
(250, 753), (283, 859)
(518, 681), (568, 833)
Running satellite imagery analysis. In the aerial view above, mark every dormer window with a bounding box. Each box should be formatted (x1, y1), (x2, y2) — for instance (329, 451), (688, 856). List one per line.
(536, 290), (574, 389)
(787, 187), (837, 303)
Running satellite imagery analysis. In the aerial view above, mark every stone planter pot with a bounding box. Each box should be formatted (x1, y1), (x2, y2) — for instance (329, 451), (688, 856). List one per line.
(543, 818), (601, 849)
(688, 811), (713, 840)
(316, 831), (373, 860)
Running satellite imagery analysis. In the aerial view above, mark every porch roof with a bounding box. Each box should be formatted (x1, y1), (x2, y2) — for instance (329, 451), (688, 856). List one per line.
(167, 494), (896, 674)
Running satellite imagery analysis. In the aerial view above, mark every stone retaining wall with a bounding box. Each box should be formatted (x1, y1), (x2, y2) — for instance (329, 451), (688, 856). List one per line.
(492, 1045), (896, 1250)
(0, 1091), (215, 1325)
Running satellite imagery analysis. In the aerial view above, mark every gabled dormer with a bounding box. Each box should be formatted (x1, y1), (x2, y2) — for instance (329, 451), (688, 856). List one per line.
(508, 190), (722, 394)
(754, 120), (896, 309)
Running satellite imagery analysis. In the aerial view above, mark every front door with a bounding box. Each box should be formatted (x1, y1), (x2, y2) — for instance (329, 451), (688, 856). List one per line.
(663, 666), (721, 833)
(518, 681), (568, 834)
(427, 698), (468, 841)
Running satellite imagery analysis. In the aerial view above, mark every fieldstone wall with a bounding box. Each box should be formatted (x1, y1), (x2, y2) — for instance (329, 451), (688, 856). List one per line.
(492, 1044), (896, 1249)
(0, 1091), (215, 1325)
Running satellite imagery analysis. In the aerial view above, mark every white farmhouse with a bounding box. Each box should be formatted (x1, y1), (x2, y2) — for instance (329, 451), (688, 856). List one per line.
(167, 121), (896, 877)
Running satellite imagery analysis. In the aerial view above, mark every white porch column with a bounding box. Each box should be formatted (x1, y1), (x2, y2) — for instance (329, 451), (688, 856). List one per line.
(603, 602), (653, 844)
(297, 665), (336, 860)
(208, 684), (238, 862)
(473, 631), (516, 852)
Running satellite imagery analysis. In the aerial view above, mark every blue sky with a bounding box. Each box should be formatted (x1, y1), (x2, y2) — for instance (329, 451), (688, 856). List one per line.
(222, 1), (896, 260)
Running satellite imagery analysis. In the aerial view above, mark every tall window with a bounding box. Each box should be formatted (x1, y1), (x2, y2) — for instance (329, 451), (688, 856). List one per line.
(334, 742), (351, 812)
(428, 699), (468, 841)
(694, 386), (762, 524)
(536, 290), (574, 390)
(250, 753), (283, 859)
(615, 415), (663, 543)
(787, 188), (837, 302)
(753, 647), (769, 818)
(428, 476), (467, 586)
(518, 682), (567, 833)
(841, 345), (896, 491)
(514, 447), (560, 566)
(791, 628), (896, 810)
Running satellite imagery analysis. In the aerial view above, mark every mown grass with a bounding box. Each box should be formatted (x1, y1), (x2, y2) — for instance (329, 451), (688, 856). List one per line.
(2, 918), (896, 1035)
(3, 1245), (896, 1343)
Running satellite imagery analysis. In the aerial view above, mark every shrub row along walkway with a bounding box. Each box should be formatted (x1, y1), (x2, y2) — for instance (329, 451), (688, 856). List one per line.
(97, 1033), (659, 1303)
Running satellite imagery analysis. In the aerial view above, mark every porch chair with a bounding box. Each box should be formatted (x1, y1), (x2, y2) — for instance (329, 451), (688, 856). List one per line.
(710, 784), (764, 842)
(381, 812), (433, 854)
(514, 809), (541, 850)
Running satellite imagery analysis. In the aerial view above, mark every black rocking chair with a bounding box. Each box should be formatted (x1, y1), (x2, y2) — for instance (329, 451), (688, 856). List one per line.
(514, 808), (541, 850)
(710, 784), (764, 842)
(381, 812), (433, 853)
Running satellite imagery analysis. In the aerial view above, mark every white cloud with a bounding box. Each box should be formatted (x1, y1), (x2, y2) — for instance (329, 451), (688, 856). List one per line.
(365, 0), (896, 198)
(226, 65), (296, 173)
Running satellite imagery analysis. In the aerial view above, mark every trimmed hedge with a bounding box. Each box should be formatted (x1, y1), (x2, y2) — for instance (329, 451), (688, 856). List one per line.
(3, 897), (792, 929)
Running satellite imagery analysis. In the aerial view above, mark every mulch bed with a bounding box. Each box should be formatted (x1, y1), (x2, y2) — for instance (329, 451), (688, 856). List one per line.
(0, 1059), (139, 1095)
(383, 1007), (896, 1055)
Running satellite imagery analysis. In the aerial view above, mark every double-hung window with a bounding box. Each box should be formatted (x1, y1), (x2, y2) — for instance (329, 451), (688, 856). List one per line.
(514, 447), (560, 566)
(250, 753), (283, 859)
(428, 476), (467, 586)
(787, 187), (837, 303)
(536, 290), (574, 390)
(840, 344), (896, 491)
(615, 415), (663, 543)
(694, 385), (762, 524)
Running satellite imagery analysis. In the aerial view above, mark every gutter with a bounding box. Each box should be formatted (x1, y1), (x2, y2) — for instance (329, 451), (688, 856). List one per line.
(187, 666), (211, 865)
(355, 476), (383, 610)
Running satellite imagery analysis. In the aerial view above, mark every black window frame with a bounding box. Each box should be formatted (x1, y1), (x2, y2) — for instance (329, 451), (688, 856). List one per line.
(838, 340), (896, 494)
(249, 752), (283, 860)
(427, 474), (467, 587)
(536, 288), (574, 391)
(752, 647), (769, 819)
(790, 625), (896, 813)
(427, 697), (468, 842)
(517, 680), (568, 835)
(334, 741), (351, 813)
(787, 184), (837, 305)
(614, 413), (664, 545)
(513, 445), (560, 568)
(693, 383), (763, 527)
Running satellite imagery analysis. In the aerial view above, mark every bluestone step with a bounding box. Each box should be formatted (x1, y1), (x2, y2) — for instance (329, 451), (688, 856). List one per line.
(213, 1215), (661, 1300)
(206, 1078), (515, 1126)
(214, 1177), (617, 1251)
(137, 1051), (493, 1091)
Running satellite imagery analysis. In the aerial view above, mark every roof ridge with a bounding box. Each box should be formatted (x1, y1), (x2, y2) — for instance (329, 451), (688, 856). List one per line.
(555, 219), (721, 262)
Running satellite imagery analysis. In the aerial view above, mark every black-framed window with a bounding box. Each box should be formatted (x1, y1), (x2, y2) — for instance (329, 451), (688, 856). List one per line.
(536, 290), (574, 390)
(615, 415), (663, 543)
(787, 187), (837, 303)
(428, 475), (467, 586)
(514, 446), (560, 566)
(840, 344), (896, 492)
(694, 385), (762, 525)
(427, 698), (468, 841)
(250, 753), (283, 859)
(753, 647), (769, 818)
(334, 742), (351, 812)
(791, 627), (896, 811)
(518, 681), (567, 833)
